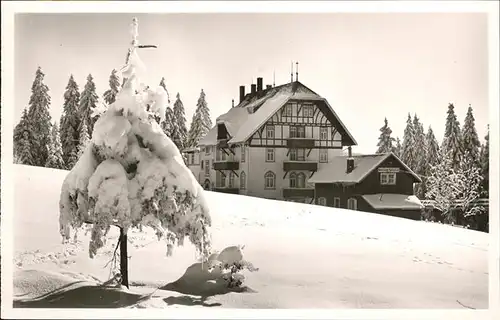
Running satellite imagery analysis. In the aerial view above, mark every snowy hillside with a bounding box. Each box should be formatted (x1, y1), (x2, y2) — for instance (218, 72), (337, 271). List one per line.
(10, 164), (488, 309)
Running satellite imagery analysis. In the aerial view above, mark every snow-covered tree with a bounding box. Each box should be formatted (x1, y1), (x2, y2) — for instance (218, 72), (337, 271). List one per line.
(172, 92), (188, 151)
(425, 126), (440, 168)
(159, 77), (174, 136)
(45, 122), (65, 169)
(77, 119), (91, 158)
(13, 108), (35, 166)
(80, 74), (99, 137)
(461, 104), (481, 170)
(457, 156), (484, 217)
(412, 115), (427, 198)
(103, 69), (121, 105)
(60, 75), (81, 166)
(442, 103), (462, 170)
(59, 18), (212, 289)
(400, 113), (415, 169)
(187, 89), (212, 148)
(393, 137), (402, 158)
(375, 117), (395, 154)
(425, 148), (462, 223)
(479, 125), (489, 197)
(26, 67), (52, 166)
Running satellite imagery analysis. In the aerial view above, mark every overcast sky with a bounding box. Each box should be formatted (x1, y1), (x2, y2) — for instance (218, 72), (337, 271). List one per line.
(14, 12), (489, 154)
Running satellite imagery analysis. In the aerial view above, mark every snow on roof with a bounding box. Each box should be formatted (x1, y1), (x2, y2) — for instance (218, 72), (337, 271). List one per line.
(362, 194), (424, 210)
(308, 153), (421, 184)
(199, 81), (357, 146)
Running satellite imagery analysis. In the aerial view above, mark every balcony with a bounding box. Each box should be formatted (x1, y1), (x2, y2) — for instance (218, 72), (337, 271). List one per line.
(217, 139), (229, 149)
(282, 188), (315, 199)
(214, 187), (240, 194)
(286, 138), (315, 149)
(213, 161), (239, 171)
(283, 161), (318, 172)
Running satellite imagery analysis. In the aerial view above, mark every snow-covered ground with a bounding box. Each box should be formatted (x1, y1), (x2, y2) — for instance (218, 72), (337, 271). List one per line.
(9, 164), (488, 310)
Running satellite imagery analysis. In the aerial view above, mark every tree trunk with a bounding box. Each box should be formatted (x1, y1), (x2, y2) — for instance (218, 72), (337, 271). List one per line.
(119, 227), (129, 288)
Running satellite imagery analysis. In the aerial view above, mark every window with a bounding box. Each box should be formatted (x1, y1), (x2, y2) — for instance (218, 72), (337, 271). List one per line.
(289, 149), (297, 161)
(241, 145), (246, 162)
(264, 171), (276, 189)
(303, 105), (314, 117)
(190, 154), (195, 165)
(289, 126), (297, 138)
(266, 125), (275, 139)
(380, 173), (397, 185)
(333, 197), (341, 208)
(205, 146), (211, 155)
(220, 149), (227, 161)
(201, 160), (204, 169)
(204, 160), (210, 176)
(347, 198), (357, 210)
(319, 149), (328, 163)
(221, 173), (226, 187)
(297, 126), (305, 138)
(297, 148), (305, 161)
(320, 127), (328, 140)
(266, 148), (275, 162)
(240, 171), (246, 190)
(285, 104), (293, 116)
(318, 197), (327, 206)
(228, 172), (235, 188)
(289, 172), (297, 188)
(297, 172), (306, 188)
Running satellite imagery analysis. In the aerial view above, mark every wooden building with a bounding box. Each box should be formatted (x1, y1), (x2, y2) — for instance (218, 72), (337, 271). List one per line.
(309, 152), (424, 220)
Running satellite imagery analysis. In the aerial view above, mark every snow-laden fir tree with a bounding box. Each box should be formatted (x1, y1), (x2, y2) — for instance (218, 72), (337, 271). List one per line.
(77, 119), (91, 158)
(27, 67), (53, 166)
(59, 18), (212, 288)
(172, 92), (188, 151)
(456, 156), (484, 218)
(479, 125), (489, 197)
(400, 113), (415, 169)
(45, 122), (65, 169)
(103, 69), (121, 105)
(412, 115), (427, 198)
(80, 74), (99, 137)
(159, 77), (174, 136)
(13, 108), (35, 166)
(461, 104), (481, 170)
(60, 75), (81, 166)
(442, 103), (462, 170)
(393, 137), (402, 158)
(425, 126), (440, 169)
(375, 117), (395, 154)
(425, 148), (462, 223)
(187, 89), (212, 148)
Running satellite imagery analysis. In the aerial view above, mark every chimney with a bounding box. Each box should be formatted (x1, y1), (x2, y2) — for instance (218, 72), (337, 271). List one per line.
(295, 62), (299, 82)
(291, 61), (294, 83)
(346, 146), (354, 173)
(232, 99), (234, 108)
(257, 77), (263, 92)
(266, 84), (272, 90)
(239, 85), (245, 103)
(251, 84), (257, 94)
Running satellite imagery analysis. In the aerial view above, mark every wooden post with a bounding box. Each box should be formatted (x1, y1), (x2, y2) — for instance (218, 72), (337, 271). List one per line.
(119, 227), (129, 288)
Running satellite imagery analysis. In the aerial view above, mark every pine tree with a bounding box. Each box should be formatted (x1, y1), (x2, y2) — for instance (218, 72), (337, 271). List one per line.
(375, 118), (395, 154)
(80, 74), (99, 137)
(26, 67), (52, 166)
(172, 92), (188, 151)
(479, 126), (489, 197)
(412, 115), (427, 198)
(103, 69), (121, 105)
(425, 126), (440, 169)
(461, 104), (481, 169)
(45, 122), (65, 169)
(187, 89), (212, 148)
(13, 108), (35, 165)
(393, 137), (402, 158)
(60, 75), (81, 165)
(442, 103), (462, 170)
(159, 77), (174, 136)
(77, 119), (91, 158)
(400, 113), (415, 169)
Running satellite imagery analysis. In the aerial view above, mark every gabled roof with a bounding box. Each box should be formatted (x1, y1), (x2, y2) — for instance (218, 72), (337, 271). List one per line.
(199, 81), (357, 146)
(308, 152), (422, 184)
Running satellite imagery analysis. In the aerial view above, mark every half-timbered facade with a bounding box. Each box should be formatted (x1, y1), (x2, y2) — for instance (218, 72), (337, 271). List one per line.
(189, 78), (357, 203)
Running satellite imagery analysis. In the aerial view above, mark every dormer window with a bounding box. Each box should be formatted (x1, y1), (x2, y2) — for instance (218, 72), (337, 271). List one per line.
(380, 172), (397, 185)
